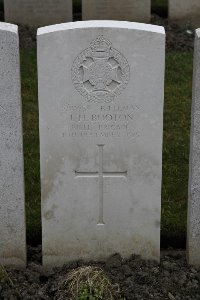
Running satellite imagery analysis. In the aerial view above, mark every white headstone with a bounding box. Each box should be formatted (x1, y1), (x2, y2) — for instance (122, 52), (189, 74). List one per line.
(187, 29), (200, 266)
(169, 0), (200, 25)
(0, 22), (26, 267)
(4, 0), (72, 27)
(38, 21), (165, 267)
(82, 0), (151, 22)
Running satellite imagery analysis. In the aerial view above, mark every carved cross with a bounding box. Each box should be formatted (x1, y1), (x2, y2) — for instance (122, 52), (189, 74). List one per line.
(82, 58), (121, 91)
(75, 145), (127, 225)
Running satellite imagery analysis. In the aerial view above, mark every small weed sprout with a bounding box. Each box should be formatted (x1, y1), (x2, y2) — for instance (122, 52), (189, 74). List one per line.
(0, 264), (14, 286)
(0, 264), (21, 298)
(62, 266), (123, 300)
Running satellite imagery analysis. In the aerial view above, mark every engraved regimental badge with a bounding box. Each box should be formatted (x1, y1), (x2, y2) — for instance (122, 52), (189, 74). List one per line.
(71, 36), (130, 103)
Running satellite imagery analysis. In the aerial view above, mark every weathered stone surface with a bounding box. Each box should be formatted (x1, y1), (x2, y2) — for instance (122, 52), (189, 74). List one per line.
(169, 0), (200, 25)
(82, 0), (150, 22)
(38, 21), (165, 267)
(4, 0), (72, 27)
(0, 22), (26, 267)
(187, 29), (200, 266)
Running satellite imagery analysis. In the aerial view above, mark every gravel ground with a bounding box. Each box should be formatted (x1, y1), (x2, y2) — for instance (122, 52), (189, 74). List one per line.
(18, 15), (195, 53)
(1, 247), (200, 299)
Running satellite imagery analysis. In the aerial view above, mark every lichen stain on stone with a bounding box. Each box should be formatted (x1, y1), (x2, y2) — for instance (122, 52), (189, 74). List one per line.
(44, 210), (54, 220)
(1, 248), (25, 261)
(44, 233), (160, 264)
(42, 146), (85, 203)
(128, 234), (160, 262)
(42, 159), (62, 203)
(44, 204), (58, 220)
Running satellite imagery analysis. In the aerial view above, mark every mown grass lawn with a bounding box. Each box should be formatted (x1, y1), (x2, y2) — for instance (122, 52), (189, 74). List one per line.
(152, 0), (168, 17)
(20, 49), (41, 244)
(20, 48), (193, 247)
(162, 53), (193, 246)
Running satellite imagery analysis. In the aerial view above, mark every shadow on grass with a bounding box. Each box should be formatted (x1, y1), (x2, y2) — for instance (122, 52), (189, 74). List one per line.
(152, 0), (168, 18)
(21, 49), (41, 245)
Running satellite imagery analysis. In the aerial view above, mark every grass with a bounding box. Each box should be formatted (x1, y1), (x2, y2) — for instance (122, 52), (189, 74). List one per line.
(0, 264), (21, 297)
(20, 49), (193, 247)
(62, 266), (123, 300)
(73, 0), (81, 14)
(152, 0), (168, 17)
(20, 49), (41, 245)
(0, 264), (14, 285)
(162, 52), (193, 245)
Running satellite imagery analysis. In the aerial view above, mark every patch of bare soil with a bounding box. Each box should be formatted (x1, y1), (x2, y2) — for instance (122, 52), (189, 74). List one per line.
(1, 247), (200, 300)
(152, 14), (194, 52)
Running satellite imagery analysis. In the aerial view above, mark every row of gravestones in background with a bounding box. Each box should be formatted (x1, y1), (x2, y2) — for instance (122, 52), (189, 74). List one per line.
(2, 0), (200, 27)
(0, 19), (199, 269)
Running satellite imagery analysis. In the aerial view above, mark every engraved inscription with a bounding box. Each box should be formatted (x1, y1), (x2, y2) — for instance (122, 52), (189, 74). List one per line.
(62, 103), (140, 140)
(75, 145), (127, 225)
(72, 36), (130, 103)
